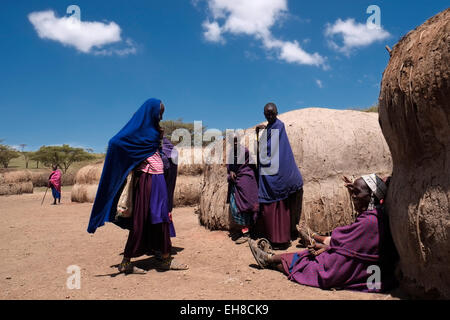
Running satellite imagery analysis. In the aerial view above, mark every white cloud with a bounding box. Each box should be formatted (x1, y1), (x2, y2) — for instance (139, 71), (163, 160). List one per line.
(316, 79), (323, 88)
(28, 10), (136, 55)
(325, 18), (390, 55)
(203, 20), (224, 43)
(200, 0), (326, 68)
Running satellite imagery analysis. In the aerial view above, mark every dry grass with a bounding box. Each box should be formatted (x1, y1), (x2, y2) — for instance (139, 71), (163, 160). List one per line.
(74, 163), (103, 185)
(0, 171), (33, 196)
(70, 161), (203, 207)
(0, 182), (33, 196)
(71, 184), (99, 203)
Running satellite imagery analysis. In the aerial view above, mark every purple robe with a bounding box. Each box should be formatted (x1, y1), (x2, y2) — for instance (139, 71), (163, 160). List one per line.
(280, 208), (397, 292)
(226, 148), (259, 215)
(258, 118), (303, 203)
(124, 172), (172, 258)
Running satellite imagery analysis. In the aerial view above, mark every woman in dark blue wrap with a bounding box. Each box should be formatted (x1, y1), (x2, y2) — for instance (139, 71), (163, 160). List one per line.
(87, 98), (188, 273)
(255, 103), (304, 249)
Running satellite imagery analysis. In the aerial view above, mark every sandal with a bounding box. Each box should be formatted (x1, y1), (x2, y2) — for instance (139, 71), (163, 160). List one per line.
(256, 238), (274, 254)
(248, 239), (273, 269)
(235, 237), (248, 245)
(118, 261), (134, 274)
(235, 233), (250, 245)
(118, 261), (147, 274)
(159, 257), (189, 271)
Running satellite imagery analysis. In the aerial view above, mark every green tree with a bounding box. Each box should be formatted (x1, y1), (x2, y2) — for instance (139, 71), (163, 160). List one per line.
(160, 119), (209, 146)
(0, 144), (20, 168)
(18, 144), (32, 169)
(32, 144), (95, 173)
(28, 151), (40, 168)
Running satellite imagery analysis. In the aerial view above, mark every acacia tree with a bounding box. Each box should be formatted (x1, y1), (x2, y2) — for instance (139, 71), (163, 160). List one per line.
(32, 144), (95, 173)
(18, 144), (32, 169)
(0, 143), (20, 168)
(160, 119), (208, 146)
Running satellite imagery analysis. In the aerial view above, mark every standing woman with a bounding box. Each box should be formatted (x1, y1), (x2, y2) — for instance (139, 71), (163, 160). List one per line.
(87, 98), (188, 274)
(226, 136), (259, 244)
(48, 165), (62, 205)
(255, 103), (304, 249)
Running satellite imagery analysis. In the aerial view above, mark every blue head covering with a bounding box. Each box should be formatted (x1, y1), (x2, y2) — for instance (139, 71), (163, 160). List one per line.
(258, 118), (303, 203)
(87, 98), (162, 233)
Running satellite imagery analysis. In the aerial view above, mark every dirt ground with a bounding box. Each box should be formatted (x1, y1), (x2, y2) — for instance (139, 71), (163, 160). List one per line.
(0, 190), (403, 300)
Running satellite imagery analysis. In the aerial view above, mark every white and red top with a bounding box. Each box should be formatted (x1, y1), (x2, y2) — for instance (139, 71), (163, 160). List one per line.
(137, 151), (164, 174)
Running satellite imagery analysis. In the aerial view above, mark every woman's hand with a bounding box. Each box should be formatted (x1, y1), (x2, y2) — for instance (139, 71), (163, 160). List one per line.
(255, 124), (266, 132)
(158, 126), (164, 139)
(342, 175), (352, 185)
(230, 171), (237, 182)
(307, 243), (328, 256)
(342, 175), (354, 192)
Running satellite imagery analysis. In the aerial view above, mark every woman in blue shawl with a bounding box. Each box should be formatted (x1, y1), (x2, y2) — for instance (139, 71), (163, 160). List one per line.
(255, 103), (304, 249)
(87, 98), (188, 273)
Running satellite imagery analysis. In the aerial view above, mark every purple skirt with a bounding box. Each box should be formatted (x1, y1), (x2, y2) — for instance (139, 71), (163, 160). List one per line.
(260, 197), (291, 244)
(124, 172), (172, 258)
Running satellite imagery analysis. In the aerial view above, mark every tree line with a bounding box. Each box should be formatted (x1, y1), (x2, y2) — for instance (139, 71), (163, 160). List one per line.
(0, 140), (96, 173)
(1, 119), (211, 170)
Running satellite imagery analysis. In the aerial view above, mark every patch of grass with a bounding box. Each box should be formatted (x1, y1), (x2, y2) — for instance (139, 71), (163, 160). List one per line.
(348, 105), (379, 113)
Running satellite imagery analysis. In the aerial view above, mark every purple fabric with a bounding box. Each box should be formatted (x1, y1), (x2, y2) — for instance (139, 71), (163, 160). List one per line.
(161, 137), (177, 212)
(161, 137), (177, 237)
(260, 198), (291, 244)
(280, 209), (395, 292)
(161, 137), (178, 171)
(148, 174), (169, 224)
(124, 172), (172, 258)
(258, 119), (303, 203)
(227, 148), (259, 214)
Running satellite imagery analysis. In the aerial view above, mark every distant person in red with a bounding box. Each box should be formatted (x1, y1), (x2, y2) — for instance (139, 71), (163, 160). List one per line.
(48, 165), (62, 205)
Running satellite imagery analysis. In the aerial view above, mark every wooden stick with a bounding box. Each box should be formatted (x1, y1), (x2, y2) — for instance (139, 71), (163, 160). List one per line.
(41, 187), (49, 206)
(385, 45), (392, 56)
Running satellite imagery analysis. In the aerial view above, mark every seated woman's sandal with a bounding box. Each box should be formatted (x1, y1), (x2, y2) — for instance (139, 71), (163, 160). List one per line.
(248, 239), (274, 269)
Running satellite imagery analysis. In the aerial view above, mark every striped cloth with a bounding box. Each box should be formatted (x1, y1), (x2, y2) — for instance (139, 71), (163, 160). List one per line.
(137, 151), (164, 174)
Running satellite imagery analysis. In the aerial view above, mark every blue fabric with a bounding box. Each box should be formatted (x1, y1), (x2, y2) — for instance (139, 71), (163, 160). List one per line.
(51, 186), (61, 200)
(289, 253), (301, 273)
(87, 98), (162, 233)
(258, 118), (303, 203)
(229, 185), (254, 226)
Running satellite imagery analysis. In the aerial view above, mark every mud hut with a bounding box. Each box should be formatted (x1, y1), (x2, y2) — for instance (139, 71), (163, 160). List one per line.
(200, 108), (392, 234)
(378, 8), (450, 298)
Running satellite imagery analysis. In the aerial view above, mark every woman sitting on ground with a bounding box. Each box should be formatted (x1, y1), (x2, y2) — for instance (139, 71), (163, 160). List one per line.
(249, 174), (398, 292)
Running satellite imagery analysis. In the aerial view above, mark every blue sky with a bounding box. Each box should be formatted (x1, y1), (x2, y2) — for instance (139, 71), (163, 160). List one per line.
(0, 0), (448, 152)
